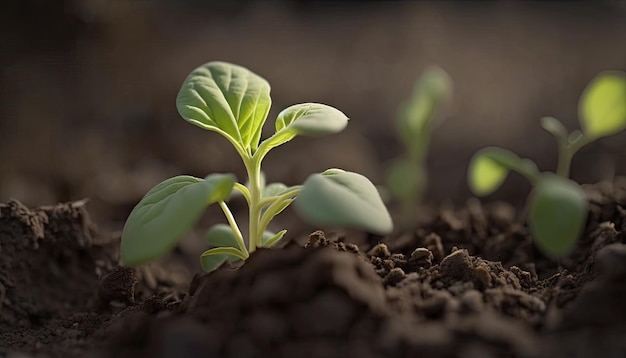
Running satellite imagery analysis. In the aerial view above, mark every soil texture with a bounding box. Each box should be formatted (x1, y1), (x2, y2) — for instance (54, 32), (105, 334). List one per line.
(1, 178), (626, 357)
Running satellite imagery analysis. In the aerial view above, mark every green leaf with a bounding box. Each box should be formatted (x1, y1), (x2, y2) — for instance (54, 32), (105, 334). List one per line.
(261, 229), (287, 247)
(385, 159), (424, 201)
(202, 224), (247, 272)
(540, 116), (568, 142)
(259, 103), (348, 151)
(467, 147), (539, 196)
(262, 182), (288, 198)
(294, 169), (393, 235)
(205, 223), (241, 248)
(579, 71), (626, 139)
(121, 173), (235, 266)
(176, 61), (272, 151)
(399, 66), (453, 140)
(397, 66), (453, 155)
(200, 247), (246, 273)
(528, 173), (588, 258)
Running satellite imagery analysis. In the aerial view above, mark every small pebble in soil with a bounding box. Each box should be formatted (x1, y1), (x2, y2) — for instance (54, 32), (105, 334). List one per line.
(474, 264), (492, 289)
(424, 233), (445, 262)
(440, 249), (473, 282)
(411, 247), (432, 260)
(367, 243), (391, 258)
(409, 247), (434, 268)
(97, 267), (137, 309)
(383, 267), (407, 287)
(390, 253), (408, 266)
(305, 230), (328, 248)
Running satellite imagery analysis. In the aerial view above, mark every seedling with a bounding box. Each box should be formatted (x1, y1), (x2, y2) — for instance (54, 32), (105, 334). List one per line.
(386, 66), (453, 224)
(121, 61), (393, 272)
(468, 71), (626, 258)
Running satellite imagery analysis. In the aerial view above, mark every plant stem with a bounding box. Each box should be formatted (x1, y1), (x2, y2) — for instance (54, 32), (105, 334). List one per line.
(556, 135), (592, 178)
(245, 157), (263, 253)
(218, 201), (247, 254)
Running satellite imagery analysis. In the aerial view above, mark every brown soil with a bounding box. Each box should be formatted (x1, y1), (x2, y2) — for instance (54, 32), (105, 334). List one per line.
(1, 178), (626, 357)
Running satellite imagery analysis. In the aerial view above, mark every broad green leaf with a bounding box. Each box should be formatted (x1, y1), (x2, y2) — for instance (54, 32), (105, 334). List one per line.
(385, 159), (424, 201)
(262, 182), (288, 198)
(121, 173), (235, 266)
(294, 169), (393, 235)
(468, 147), (539, 196)
(202, 224), (247, 272)
(528, 173), (588, 258)
(540, 116), (568, 142)
(176, 61), (271, 151)
(261, 229), (287, 247)
(579, 71), (626, 139)
(260, 103), (348, 151)
(205, 223), (241, 248)
(200, 247), (246, 273)
(399, 66), (452, 145)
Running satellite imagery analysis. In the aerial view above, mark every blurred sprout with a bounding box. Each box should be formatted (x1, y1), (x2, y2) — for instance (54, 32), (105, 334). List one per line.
(468, 70), (626, 258)
(386, 66), (453, 225)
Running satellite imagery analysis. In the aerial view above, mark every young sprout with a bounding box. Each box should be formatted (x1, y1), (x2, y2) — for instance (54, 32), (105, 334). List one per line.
(468, 71), (626, 258)
(386, 66), (453, 224)
(121, 61), (393, 272)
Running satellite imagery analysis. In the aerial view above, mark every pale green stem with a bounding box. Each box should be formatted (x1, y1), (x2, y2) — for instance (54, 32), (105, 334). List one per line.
(244, 156), (264, 252)
(556, 135), (593, 178)
(233, 182), (251, 205)
(218, 201), (247, 254)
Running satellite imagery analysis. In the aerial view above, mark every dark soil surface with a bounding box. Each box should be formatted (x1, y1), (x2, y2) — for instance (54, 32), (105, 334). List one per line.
(1, 178), (626, 358)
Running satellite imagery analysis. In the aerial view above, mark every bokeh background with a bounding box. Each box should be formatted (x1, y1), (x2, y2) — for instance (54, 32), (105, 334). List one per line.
(2, 1), (626, 243)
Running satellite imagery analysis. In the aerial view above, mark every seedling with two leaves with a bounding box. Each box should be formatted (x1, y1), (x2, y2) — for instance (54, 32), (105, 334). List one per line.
(120, 61), (393, 272)
(468, 71), (626, 258)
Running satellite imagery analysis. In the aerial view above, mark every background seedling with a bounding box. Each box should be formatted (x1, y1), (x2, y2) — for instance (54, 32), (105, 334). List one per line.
(386, 66), (453, 225)
(468, 70), (626, 258)
(121, 61), (393, 272)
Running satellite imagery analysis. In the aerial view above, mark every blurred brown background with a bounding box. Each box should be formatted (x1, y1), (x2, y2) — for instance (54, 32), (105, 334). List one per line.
(2, 0), (626, 235)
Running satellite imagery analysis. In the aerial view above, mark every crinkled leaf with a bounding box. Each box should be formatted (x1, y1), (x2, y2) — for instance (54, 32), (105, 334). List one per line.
(176, 61), (271, 150)
(579, 71), (626, 139)
(200, 247), (246, 273)
(121, 174), (235, 266)
(468, 147), (539, 196)
(260, 103), (348, 151)
(528, 173), (588, 258)
(261, 229), (287, 247)
(295, 169), (393, 235)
